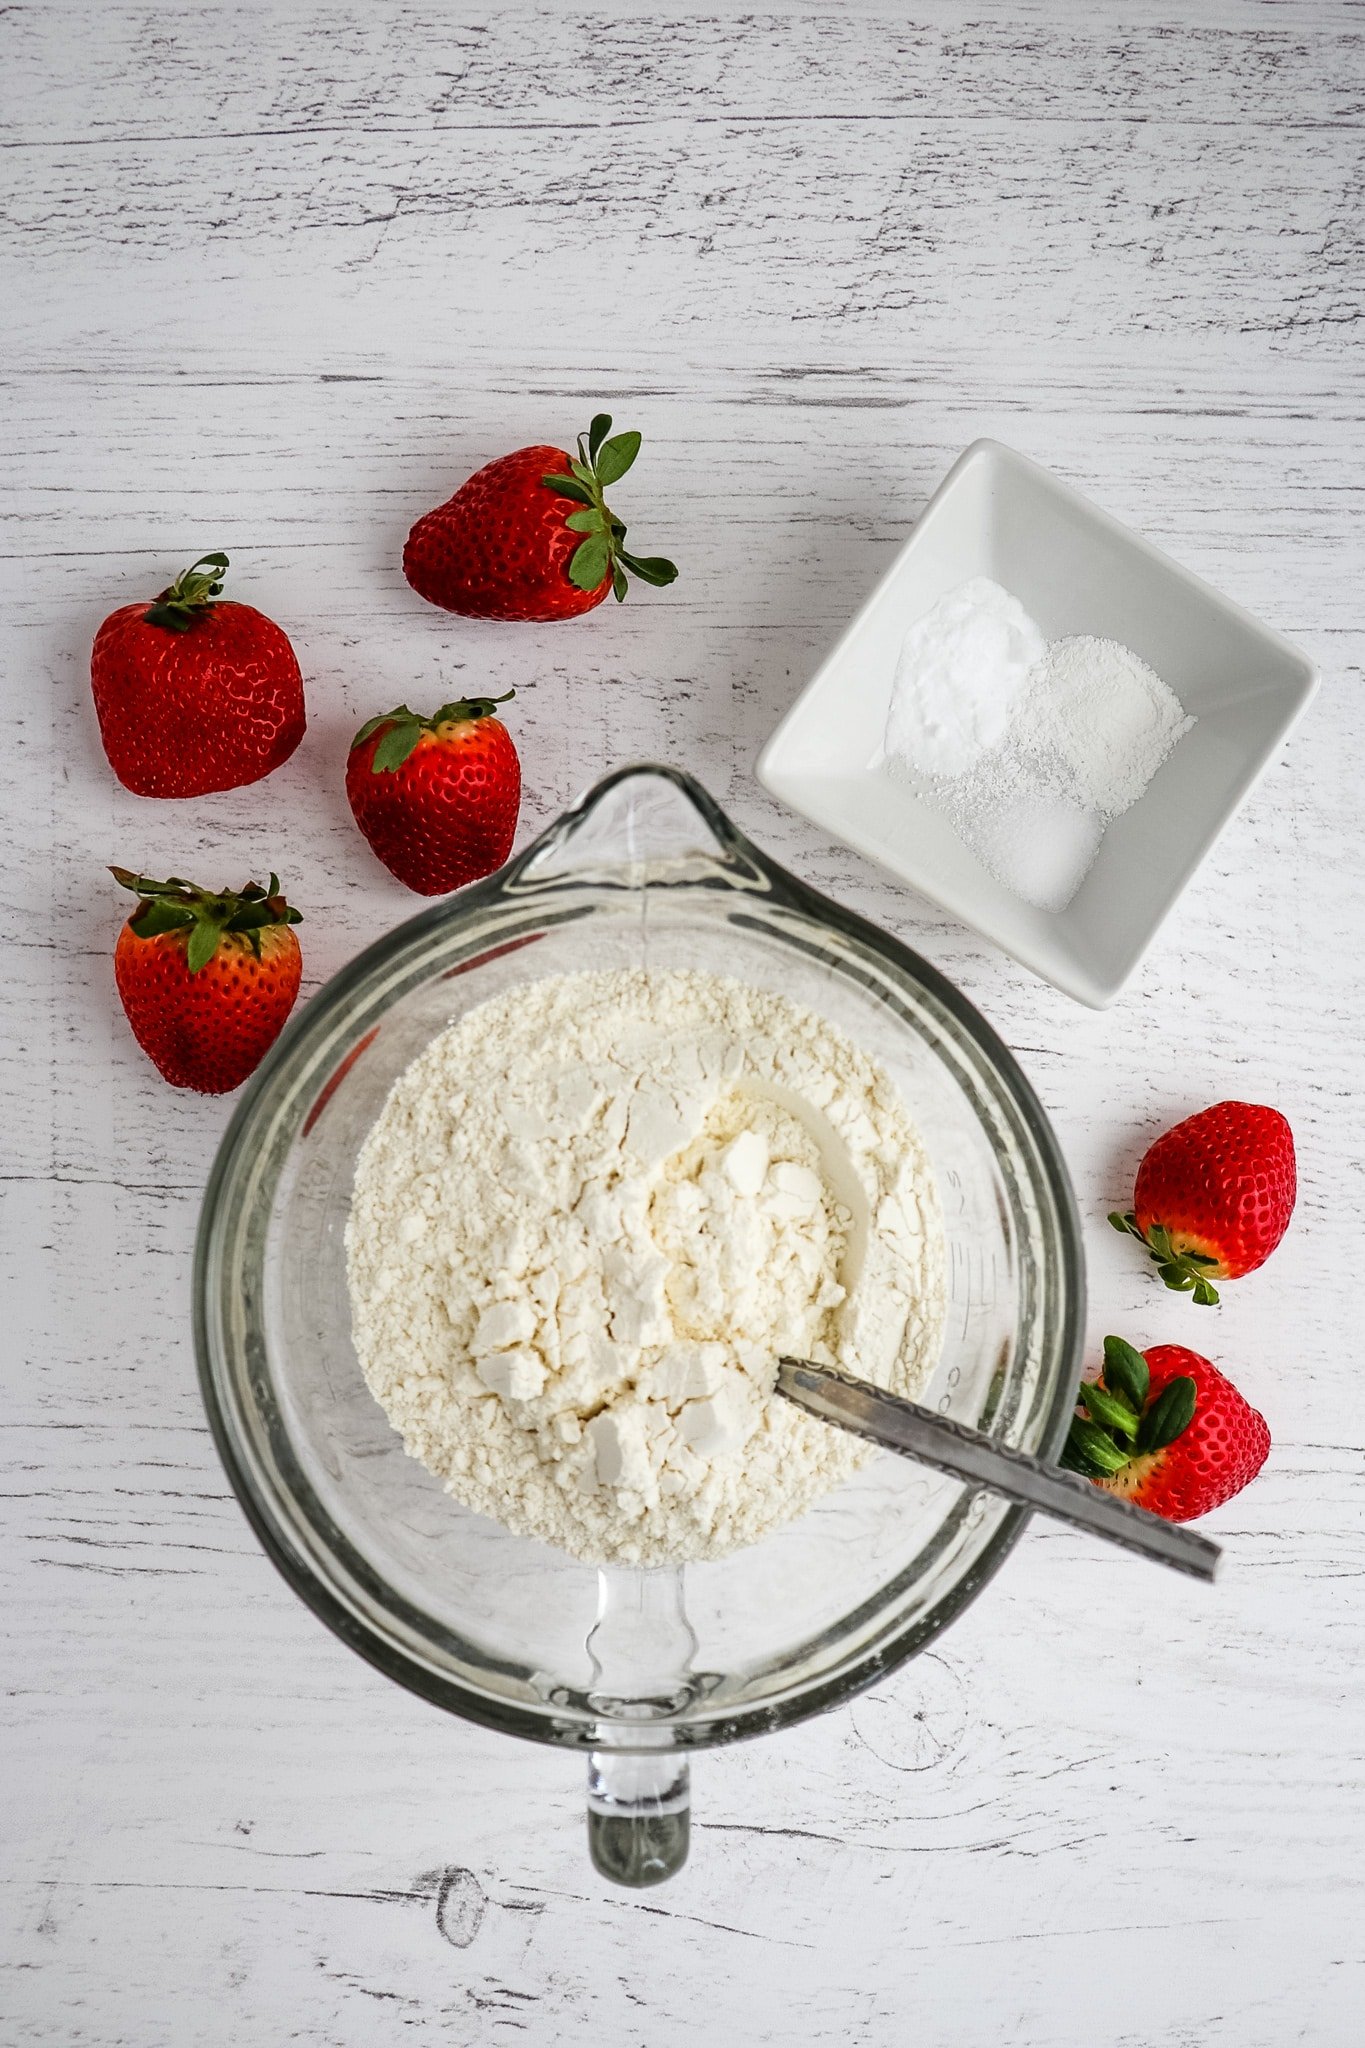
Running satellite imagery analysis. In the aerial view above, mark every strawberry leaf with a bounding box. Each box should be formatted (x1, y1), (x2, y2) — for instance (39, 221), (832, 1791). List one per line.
(1137, 1376), (1198, 1455)
(594, 430), (641, 486)
(1065, 1418), (1130, 1476)
(565, 507), (608, 534)
(542, 472), (594, 505)
(569, 533), (611, 591)
(612, 563), (629, 603)
(587, 413), (612, 462)
(1102, 1335), (1150, 1411)
(569, 458), (597, 489)
(1078, 1379), (1139, 1440)
(371, 719), (424, 774)
(616, 550), (678, 587)
(186, 916), (225, 975)
(231, 902), (275, 932)
(128, 899), (196, 940)
(431, 692), (514, 726)
(353, 705), (416, 750)
(1059, 1435), (1106, 1477)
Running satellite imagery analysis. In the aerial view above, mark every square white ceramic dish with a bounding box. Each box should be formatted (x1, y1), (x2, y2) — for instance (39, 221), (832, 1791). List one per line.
(757, 439), (1319, 1007)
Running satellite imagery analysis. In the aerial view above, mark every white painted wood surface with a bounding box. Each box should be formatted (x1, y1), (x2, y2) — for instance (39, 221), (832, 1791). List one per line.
(3, 2), (1363, 2040)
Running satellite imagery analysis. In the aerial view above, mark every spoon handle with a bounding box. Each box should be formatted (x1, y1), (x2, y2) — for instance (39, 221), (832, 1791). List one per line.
(776, 1358), (1220, 1582)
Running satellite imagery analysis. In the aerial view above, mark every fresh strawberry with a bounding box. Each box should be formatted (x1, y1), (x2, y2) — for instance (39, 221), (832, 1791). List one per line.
(1061, 1336), (1270, 1522)
(403, 414), (678, 621)
(346, 695), (521, 894)
(111, 867), (303, 1093)
(91, 552), (306, 797)
(1110, 1101), (1296, 1306)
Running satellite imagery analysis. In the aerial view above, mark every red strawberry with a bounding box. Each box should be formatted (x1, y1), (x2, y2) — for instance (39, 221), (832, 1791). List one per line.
(403, 413), (678, 621)
(1061, 1336), (1270, 1522)
(111, 867), (303, 1093)
(92, 552), (306, 797)
(1110, 1101), (1296, 1306)
(346, 695), (521, 895)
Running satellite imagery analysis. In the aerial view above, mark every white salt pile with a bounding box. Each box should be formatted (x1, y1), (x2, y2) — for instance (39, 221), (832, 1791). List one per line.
(881, 580), (1194, 912)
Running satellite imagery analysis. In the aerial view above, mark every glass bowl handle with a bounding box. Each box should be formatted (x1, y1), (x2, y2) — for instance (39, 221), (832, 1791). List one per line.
(584, 1564), (697, 1884)
(587, 1749), (691, 1886)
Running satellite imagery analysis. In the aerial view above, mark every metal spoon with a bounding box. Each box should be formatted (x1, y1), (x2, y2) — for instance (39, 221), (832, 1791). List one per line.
(775, 1357), (1220, 1582)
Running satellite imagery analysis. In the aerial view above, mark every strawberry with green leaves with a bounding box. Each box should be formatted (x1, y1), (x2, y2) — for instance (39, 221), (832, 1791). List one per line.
(91, 552), (306, 796)
(1061, 1336), (1270, 1522)
(111, 868), (303, 1094)
(403, 414), (678, 622)
(1110, 1101), (1296, 1305)
(346, 694), (521, 894)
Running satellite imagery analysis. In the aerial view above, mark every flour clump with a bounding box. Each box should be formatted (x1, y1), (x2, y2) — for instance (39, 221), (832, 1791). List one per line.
(346, 969), (946, 1566)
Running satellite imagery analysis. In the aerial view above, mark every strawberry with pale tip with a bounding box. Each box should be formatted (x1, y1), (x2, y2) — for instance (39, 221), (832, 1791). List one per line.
(345, 693), (521, 895)
(111, 867), (303, 1094)
(1061, 1335), (1270, 1523)
(1110, 1100), (1297, 1306)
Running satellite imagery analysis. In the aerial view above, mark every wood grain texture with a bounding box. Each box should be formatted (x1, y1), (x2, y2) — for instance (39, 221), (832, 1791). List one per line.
(2, 1), (1363, 2041)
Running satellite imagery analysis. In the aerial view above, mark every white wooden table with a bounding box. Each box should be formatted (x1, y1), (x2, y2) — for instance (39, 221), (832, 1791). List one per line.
(5, 3), (1363, 2041)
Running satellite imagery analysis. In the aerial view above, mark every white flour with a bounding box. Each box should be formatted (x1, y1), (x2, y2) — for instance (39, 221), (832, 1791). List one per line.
(882, 582), (1194, 911)
(346, 969), (946, 1566)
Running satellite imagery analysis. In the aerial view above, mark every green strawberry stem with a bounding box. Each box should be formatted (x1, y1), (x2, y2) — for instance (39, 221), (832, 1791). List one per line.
(1061, 1335), (1198, 1480)
(542, 415), (679, 603)
(111, 866), (301, 973)
(351, 693), (514, 775)
(1109, 1211), (1222, 1305)
(144, 552), (231, 633)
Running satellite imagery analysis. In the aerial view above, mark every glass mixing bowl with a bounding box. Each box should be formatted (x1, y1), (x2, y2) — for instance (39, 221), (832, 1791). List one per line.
(195, 767), (1084, 1885)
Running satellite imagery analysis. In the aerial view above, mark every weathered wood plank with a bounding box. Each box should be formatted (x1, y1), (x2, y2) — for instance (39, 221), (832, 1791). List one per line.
(3, 1), (1363, 2042)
